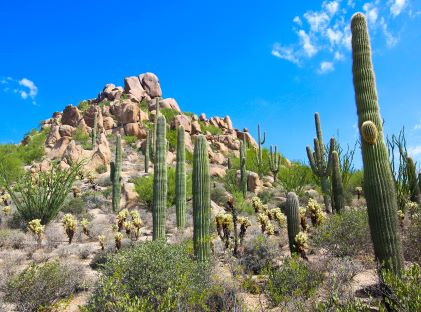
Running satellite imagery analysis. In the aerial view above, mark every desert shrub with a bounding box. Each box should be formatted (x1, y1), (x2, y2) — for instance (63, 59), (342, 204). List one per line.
(62, 197), (86, 215)
(0, 228), (26, 249)
(73, 126), (90, 147)
(84, 240), (240, 312)
(345, 169), (364, 204)
(4, 260), (84, 312)
(382, 263), (421, 311)
(265, 256), (324, 307)
(232, 191), (254, 215)
(95, 164), (107, 174)
(160, 108), (179, 124)
(123, 135), (137, 145)
(258, 189), (274, 204)
(186, 150), (193, 164)
(403, 207), (421, 264)
(0, 162), (83, 224)
(315, 298), (373, 311)
(138, 99), (149, 112)
(312, 208), (372, 258)
(278, 162), (313, 195)
(134, 167), (192, 209)
(183, 112), (195, 117)
(0, 146), (24, 184)
(239, 234), (279, 274)
(223, 169), (240, 194)
(211, 185), (229, 206)
(199, 121), (222, 135)
(166, 128), (177, 150)
(77, 101), (90, 112)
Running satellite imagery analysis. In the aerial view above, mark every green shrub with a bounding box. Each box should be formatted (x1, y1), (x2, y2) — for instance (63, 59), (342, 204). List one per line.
(139, 99), (149, 112)
(77, 101), (90, 112)
(258, 189), (274, 204)
(84, 240), (240, 312)
(278, 162), (313, 195)
(239, 235), (279, 274)
(312, 208), (372, 258)
(404, 207), (421, 264)
(95, 164), (107, 174)
(134, 167), (192, 209)
(0, 228), (26, 249)
(62, 197), (86, 215)
(166, 128), (177, 150)
(123, 135), (137, 145)
(211, 185), (229, 206)
(73, 126), (92, 150)
(98, 100), (110, 108)
(183, 112), (195, 117)
(265, 256), (323, 307)
(160, 108), (179, 124)
(345, 170), (364, 204)
(199, 121), (222, 135)
(223, 169), (240, 194)
(4, 260), (84, 312)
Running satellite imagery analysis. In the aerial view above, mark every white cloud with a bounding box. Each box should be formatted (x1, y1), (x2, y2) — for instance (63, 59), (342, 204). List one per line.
(363, 3), (379, 25)
(323, 1), (340, 15)
(299, 30), (318, 57)
(408, 145), (421, 159)
(334, 51), (344, 60)
(293, 16), (302, 26)
(414, 120), (421, 130)
(326, 28), (343, 45)
(304, 11), (330, 33)
(318, 61), (334, 74)
(380, 17), (398, 47)
(19, 78), (38, 98)
(271, 43), (300, 64)
(390, 0), (406, 17)
(1, 76), (38, 105)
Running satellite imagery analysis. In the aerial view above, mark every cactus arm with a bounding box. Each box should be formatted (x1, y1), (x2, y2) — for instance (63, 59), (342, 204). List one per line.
(176, 126), (187, 228)
(306, 146), (318, 175)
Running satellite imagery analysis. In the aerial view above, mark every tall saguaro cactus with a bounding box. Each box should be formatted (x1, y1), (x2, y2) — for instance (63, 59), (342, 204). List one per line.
(286, 192), (300, 255)
(111, 134), (122, 212)
(92, 111), (98, 147)
(306, 113), (333, 213)
(269, 146), (281, 182)
(152, 115), (167, 240)
(151, 97), (160, 163)
(144, 129), (150, 173)
(254, 124), (266, 177)
(193, 135), (211, 261)
(330, 150), (344, 213)
(407, 157), (421, 203)
(240, 139), (248, 198)
(351, 12), (403, 274)
(176, 126), (186, 228)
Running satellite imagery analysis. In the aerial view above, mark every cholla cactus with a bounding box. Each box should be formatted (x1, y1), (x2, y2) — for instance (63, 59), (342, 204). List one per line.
(62, 214), (77, 244)
(28, 219), (44, 246)
(299, 207), (308, 231)
(257, 213), (269, 233)
(405, 201), (419, 217)
(355, 186), (363, 200)
(307, 199), (325, 227)
(266, 222), (275, 236)
(397, 210), (405, 227)
(98, 234), (105, 250)
(116, 209), (129, 231)
(130, 210), (140, 220)
(222, 214), (233, 249)
(295, 231), (308, 260)
(115, 232), (123, 250)
(271, 208), (287, 228)
(80, 218), (90, 237)
(251, 196), (263, 213)
(215, 213), (225, 239)
(123, 221), (132, 235)
(2, 205), (11, 216)
(238, 216), (251, 245)
(132, 217), (143, 240)
(1, 193), (11, 205)
(86, 170), (96, 184)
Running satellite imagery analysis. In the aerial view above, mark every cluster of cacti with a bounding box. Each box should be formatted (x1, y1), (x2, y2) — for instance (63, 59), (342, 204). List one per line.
(268, 207), (287, 228)
(92, 111), (98, 147)
(254, 124), (266, 177)
(152, 115), (168, 240)
(269, 146), (281, 182)
(240, 140), (248, 198)
(351, 12), (403, 274)
(175, 126), (186, 228)
(397, 210), (405, 227)
(116, 208), (129, 231)
(62, 214), (78, 244)
(80, 218), (90, 237)
(2, 205), (11, 216)
(251, 196), (263, 213)
(306, 113), (334, 213)
(330, 150), (344, 213)
(257, 213), (274, 235)
(215, 213), (233, 248)
(144, 128), (150, 173)
(27, 219), (44, 246)
(98, 234), (105, 251)
(407, 157), (421, 203)
(192, 135), (211, 261)
(295, 231), (308, 260)
(114, 232), (123, 250)
(285, 192), (301, 255)
(307, 198), (325, 226)
(111, 134), (122, 212)
(299, 207), (308, 231)
(86, 170), (96, 185)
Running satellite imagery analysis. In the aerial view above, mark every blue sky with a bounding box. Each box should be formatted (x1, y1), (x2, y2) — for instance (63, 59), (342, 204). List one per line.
(1, 0), (420, 166)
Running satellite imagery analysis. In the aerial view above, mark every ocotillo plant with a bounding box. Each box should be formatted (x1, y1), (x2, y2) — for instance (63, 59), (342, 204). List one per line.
(351, 12), (403, 274)
(152, 115), (167, 240)
(175, 126), (186, 228)
(269, 145), (281, 182)
(254, 124), (266, 177)
(92, 111), (97, 147)
(330, 150), (344, 213)
(306, 113), (334, 213)
(286, 192), (300, 255)
(406, 157), (421, 203)
(192, 135), (211, 261)
(111, 134), (122, 212)
(240, 139), (247, 198)
(144, 129), (150, 173)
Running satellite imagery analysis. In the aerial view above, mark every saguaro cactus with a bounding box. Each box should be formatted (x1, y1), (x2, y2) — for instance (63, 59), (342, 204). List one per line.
(144, 129), (150, 173)
(111, 134), (122, 212)
(306, 113), (333, 213)
(151, 97), (160, 163)
(254, 124), (266, 177)
(330, 150), (344, 213)
(351, 12), (403, 274)
(240, 140), (248, 198)
(269, 146), (281, 182)
(152, 115), (167, 240)
(193, 135), (211, 261)
(286, 192), (300, 255)
(176, 126), (186, 228)
(407, 157), (421, 203)
(92, 111), (97, 147)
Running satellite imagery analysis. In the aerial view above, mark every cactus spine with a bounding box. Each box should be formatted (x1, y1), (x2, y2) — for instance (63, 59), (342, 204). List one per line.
(254, 124), (266, 177)
(92, 111), (97, 147)
(306, 113), (333, 213)
(269, 145), (281, 182)
(407, 157), (421, 203)
(152, 115), (167, 240)
(286, 192), (300, 255)
(330, 150), (344, 213)
(240, 140), (248, 198)
(176, 126), (186, 228)
(111, 134), (122, 212)
(193, 135), (211, 261)
(351, 12), (403, 274)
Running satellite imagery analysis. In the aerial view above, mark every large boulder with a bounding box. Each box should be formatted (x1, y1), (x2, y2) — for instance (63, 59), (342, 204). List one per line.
(89, 133), (111, 169)
(171, 114), (191, 131)
(61, 105), (82, 127)
(139, 73), (162, 98)
(59, 125), (76, 137)
(247, 172), (260, 193)
(191, 121), (202, 135)
(159, 98), (181, 112)
(224, 116), (233, 130)
(236, 130), (257, 148)
(124, 123), (147, 139)
(120, 102), (140, 124)
(62, 141), (83, 164)
(124, 76), (146, 101)
(83, 105), (104, 130)
(103, 117), (116, 130)
(99, 84), (122, 101)
(47, 137), (72, 160)
(45, 125), (61, 147)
